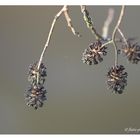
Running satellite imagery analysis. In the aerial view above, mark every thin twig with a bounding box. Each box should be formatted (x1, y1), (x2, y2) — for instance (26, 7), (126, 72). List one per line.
(112, 6), (125, 41)
(63, 6), (81, 37)
(37, 6), (80, 71)
(102, 8), (114, 40)
(112, 5), (125, 66)
(37, 6), (65, 70)
(117, 28), (128, 48)
(100, 40), (113, 49)
(80, 5), (103, 40)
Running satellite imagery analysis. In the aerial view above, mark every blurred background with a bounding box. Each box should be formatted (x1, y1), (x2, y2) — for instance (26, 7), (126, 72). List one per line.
(0, 6), (140, 134)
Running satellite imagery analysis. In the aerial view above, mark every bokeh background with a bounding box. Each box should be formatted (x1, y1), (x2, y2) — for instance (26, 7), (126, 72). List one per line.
(0, 6), (140, 134)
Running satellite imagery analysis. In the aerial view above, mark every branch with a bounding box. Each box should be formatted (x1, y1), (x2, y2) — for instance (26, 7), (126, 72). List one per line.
(112, 5), (125, 66)
(63, 6), (81, 37)
(37, 5), (80, 71)
(37, 6), (65, 70)
(80, 5), (103, 40)
(117, 28), (128, 48)
(112, 6), (125, 41)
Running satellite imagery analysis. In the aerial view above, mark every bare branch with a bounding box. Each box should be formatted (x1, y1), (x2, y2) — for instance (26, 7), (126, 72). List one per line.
(63, 6), (81, 37)
(112, 5), (125, 66)
(117, 28), (128, 48)
(37, 6), (81, 72)
(80, 5), (103, 40)
(37, 6), (65, 70)
(112, 6), (125, 41)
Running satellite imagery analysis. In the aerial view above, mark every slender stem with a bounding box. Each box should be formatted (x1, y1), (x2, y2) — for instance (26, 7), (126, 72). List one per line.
(37, 5), (80, 71)
(100, 40), (113, 49)
(117, 28), (128, 48)
(63, 6), (80, 37)
(112, 6), (125, 41)
(80, 5), (103, 40)
(112, 5), (125, 66)
(37, 6), (65, 70)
